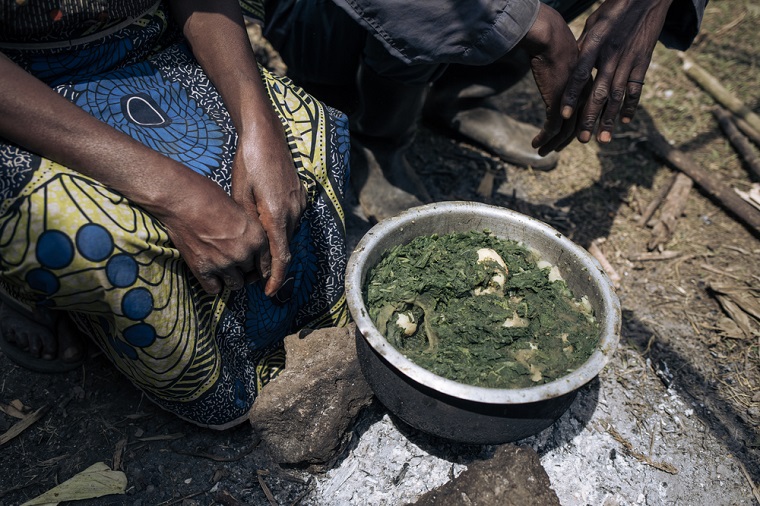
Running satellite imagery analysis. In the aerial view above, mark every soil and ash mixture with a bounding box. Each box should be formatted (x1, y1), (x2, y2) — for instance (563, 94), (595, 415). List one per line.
(2, 2), (760, 505)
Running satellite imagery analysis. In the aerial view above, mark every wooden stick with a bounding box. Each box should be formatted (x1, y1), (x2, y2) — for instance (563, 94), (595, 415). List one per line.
(679, 53), (760, 136)
(713, 107), (760, 179)
(588, 240), (621, 288)
(638, 173), (677, 227)
(646, 131), (760, 236)
(647, 173), (693, 250)
(734, 115), (760, 147)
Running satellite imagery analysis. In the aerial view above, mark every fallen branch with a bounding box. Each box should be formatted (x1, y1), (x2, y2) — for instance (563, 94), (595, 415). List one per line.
(647, 172), (693, 250)
(638, 173), (677, 227)
(588, 239), (621, 288)
(680, 52), (760, 138)
(646, 131), (760, 237)
(713, 107), (760, 179)
(734, 115), (760, 147)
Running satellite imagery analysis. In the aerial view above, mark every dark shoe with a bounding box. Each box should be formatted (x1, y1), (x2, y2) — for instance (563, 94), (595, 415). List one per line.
(441, 105), (560, 171)
(350, 140), (427, 223)
(350, 65), (432, 221)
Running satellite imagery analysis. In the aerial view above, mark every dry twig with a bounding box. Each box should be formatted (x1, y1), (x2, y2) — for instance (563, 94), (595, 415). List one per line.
(605, 424), (679, 475)
(713, 107), (760, 179)
(588, 239), (621, 288)
(257, 470), (278, 506)
(0, 405), (48, 446)
(647, 173), (693, 250)
(638, 173), (677, 227)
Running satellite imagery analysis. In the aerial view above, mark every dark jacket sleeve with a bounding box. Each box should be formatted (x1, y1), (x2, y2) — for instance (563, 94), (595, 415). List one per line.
(660, 0), (708, 50)
(331, 0), (540, 65)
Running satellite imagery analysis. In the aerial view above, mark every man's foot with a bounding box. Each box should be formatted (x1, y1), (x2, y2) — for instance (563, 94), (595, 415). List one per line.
(350, 139), (431, 223)
(0, 301), (85, 373)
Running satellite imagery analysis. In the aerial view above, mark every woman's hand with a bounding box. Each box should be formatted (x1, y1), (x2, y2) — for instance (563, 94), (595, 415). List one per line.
(559, 0), (674, 144)
(0, 52), (270, 295)
(159, 175), (272, 295)
(518, 4), (583, 156)
(231, 121), (306, 296)
(173, 0), (306, 297)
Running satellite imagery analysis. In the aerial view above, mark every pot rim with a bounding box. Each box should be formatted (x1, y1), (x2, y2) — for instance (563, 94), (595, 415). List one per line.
(345, 201), (621, 405)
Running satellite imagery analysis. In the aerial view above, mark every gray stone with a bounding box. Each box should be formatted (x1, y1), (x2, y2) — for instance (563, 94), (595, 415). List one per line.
(409, 445), (560, 506)
(249, 323), (374, 469)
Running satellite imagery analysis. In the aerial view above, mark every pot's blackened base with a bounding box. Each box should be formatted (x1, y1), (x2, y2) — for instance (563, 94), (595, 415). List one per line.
(356, 328), (577, 444)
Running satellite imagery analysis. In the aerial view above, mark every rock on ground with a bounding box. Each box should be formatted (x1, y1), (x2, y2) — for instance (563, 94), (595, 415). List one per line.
(410, 445), (561, 506)
(248, 323), (374, 470)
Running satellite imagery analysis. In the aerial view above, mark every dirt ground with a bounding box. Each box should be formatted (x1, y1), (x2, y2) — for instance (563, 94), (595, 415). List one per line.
(2, 2), (759, 505)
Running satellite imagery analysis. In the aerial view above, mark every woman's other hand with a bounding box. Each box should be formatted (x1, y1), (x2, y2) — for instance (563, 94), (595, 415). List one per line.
(232, 121), (306, 297)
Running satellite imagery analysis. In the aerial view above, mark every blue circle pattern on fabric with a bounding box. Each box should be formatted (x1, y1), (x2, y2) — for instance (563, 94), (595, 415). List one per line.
(106, 254), (139, 287)
(76, 223), (114, 261)
(25, 268), (60, 296)
(36, 229), (74, 269)
(73, 61), (225, 176)
(110, 333), (139, 360)
(123, 322), (157, 348)
(122, 287), (154, 321)
(244, 221), (317, 349)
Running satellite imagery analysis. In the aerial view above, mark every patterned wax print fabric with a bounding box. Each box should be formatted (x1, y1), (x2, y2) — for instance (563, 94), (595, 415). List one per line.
(0, 1), (351, 429)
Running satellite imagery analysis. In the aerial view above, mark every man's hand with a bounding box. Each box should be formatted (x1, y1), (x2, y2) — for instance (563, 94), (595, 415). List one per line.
(560, 0), (674, 144)
(519, 4), (582, 156)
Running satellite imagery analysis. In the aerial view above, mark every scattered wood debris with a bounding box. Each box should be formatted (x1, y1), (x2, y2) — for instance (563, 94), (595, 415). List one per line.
(736, 183), (760, 212)
(680, 52), (760, 139)
(604, 424), (679, 475)
(646, 130), (760, 236)
(628, 251), (683, 262)
(708, 283), (760, 339)
(647, 173), (693, 251)
(0, 404), (48, 446)
(713, 106), (760, 179)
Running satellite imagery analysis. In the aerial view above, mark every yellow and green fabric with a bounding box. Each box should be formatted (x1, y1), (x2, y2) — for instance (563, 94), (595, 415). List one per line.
(0, 0), (349, 428)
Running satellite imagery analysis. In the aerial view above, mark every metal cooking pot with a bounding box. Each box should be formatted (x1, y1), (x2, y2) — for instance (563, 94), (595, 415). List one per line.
(345, 202), (621, 444)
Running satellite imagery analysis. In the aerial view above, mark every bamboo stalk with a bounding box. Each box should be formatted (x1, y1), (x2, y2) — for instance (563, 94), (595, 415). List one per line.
(734, 115), (760, 147)
(713, 107), (760, 180)
(679, 52), (760, 136)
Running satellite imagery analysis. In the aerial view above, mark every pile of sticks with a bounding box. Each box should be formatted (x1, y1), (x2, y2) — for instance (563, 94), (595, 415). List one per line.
(642, 53), (760, 250)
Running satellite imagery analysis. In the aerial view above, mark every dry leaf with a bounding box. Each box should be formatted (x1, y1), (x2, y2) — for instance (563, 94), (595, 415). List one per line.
(0, 401), (28, 419)
(710, 284), (760, 321)
(21, 462), (127, 506)
(716, 316), (746, 340)
(709, 283), (760, 338)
